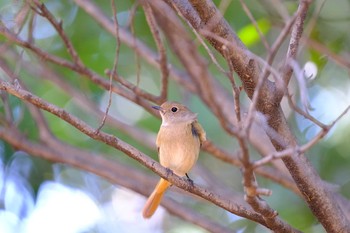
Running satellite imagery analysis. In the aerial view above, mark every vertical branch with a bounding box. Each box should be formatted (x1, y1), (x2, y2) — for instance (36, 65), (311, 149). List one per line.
(279, 0), (311, 101)
(96, 0), (120, 132)
(128, 3), (141, 87)
(222, 47), (241, 123)
(143, 3), (169, 103)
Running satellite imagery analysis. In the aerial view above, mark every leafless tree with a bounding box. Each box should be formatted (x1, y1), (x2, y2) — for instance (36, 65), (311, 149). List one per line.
(0, 0), (349, 232)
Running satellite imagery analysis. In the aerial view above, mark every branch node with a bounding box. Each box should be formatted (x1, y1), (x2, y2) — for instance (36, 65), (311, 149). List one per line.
(256, 188), (273, 197)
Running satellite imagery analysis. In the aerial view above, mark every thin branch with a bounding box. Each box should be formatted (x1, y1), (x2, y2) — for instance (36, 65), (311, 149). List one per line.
(0, 92), (13, 125)
(298, 0), (326, 56)
(0, 57), (55, 141)
(2, 1), (349, 231)
(30, 0), (83, 66)
(239, 0), (270, 51)
(125, 2), (142, 89)
(286, 90), (327, 129)
(288, 58), (311, 112)
(218, 0), (233, 16)
(143, 3), (169, 102)
(105, 70), (163, 102)
(222, 46), (241, 124)
(96, 0), (120, 132)
(303, 37), (350, 71)
(237, 133), (280, 230)
(261, 12), (298, 94)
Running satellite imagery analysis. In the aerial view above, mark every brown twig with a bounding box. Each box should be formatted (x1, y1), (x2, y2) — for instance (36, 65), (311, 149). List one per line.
(222, 46), (241, 124)
(287, 58), (311, 112)
(239, 0), (270, 51)
(238, 131), (289, 231)
(143, 3), (169, 102)
(303, 37), (350, 70)
(287, 91), (326, 129)
(96, 0), (120, 132)
(0, 57), (54, 141)
(127, 2), (142, 89)
(261, 12), (298, 95)
(30, 0), (83, 66)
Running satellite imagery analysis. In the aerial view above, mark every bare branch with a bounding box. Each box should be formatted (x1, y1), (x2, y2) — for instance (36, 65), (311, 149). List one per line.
(2, 0), (349, 231)
(30, 0), (83, 66)
(280, 0), (312, 99)
(96, 0), (121, 132)
(143, 3), (169, 102)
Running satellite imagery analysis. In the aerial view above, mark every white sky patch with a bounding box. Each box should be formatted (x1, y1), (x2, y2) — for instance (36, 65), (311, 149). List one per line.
(99, 94), (145, 125)
(0, 211), (20, 233)
(104, 188), (164, 233)
(312, 88), (350, 124)
(99, 74), (159, 125)
(21, 182), (101, 233)
(296, 85), (350, 140)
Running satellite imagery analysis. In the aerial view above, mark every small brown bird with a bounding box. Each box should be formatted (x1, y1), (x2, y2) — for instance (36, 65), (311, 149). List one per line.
(142, 101), (206, 219)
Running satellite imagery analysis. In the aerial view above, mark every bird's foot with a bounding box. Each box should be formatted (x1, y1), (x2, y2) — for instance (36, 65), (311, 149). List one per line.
(165, 168), (174, 178)
(185, 173), (194, 187)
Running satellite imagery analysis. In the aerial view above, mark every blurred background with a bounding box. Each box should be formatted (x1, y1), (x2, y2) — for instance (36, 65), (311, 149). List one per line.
(0, 0), (350, 232)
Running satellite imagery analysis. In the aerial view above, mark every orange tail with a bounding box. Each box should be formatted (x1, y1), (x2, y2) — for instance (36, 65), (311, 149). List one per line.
(142, 178), (171, 218)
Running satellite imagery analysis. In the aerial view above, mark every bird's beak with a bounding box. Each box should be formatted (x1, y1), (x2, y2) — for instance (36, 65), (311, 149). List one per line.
(152, 105), (163, 113)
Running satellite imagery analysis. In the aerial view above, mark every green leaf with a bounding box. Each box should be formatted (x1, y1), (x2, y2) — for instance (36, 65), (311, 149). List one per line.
(238, 18), (270, 47)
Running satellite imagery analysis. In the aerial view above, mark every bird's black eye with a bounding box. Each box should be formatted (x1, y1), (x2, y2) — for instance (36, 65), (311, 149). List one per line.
(171, 107), (178, 112)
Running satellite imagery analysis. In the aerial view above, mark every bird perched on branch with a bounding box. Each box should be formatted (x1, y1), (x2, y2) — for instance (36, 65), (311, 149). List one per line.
(142, 101), (206, 218)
